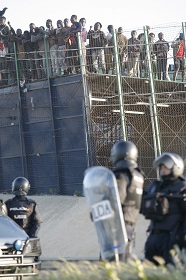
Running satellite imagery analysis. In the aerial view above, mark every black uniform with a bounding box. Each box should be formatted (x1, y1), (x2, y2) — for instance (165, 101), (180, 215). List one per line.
(113, 164), (144, 259)
(5, 196), (42, 237)
(110, 140), (144, 261)
(141, 177), (186, 264)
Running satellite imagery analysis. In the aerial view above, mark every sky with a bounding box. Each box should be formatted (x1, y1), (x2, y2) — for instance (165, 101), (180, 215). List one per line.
(0, 0), (186, 39)
(0, 2), (184, 164)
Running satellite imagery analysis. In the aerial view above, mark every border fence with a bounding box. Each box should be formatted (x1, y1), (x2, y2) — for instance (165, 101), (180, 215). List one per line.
(0, 22), (186, 194)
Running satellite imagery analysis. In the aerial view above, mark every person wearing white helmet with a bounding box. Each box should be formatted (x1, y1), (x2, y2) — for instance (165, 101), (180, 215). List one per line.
(141, 152), (186, 265)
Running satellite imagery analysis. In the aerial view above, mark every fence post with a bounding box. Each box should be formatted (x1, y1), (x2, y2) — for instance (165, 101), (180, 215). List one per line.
(113, 29), (127, 141)
(144, 26), (162, 158)
(77, 31), (86, 75)
(13, 42), (28, 177)
(77, 31), (94, 167)
(44, 34), (51, 78)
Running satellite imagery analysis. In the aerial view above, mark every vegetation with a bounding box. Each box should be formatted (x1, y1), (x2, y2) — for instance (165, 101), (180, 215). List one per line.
(34, 247), (186, 280)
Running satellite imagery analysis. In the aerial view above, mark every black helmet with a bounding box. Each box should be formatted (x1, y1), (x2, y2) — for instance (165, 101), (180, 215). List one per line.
(12, 177), (30, 196)
(110, 140), (138, 166)
(153, 152), (184, 178)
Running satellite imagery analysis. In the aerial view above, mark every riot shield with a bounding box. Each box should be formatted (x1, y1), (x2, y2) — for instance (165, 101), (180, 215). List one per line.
(83, 166), (128, 261)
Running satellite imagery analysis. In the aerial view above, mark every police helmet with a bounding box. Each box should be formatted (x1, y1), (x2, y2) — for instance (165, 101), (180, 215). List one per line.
(12, 177), (30, 196)
(153, 152), (184, 178)
(110, 140), (138, 166)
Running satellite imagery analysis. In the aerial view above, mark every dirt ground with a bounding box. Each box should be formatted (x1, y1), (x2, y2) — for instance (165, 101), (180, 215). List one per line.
(0, 194), (150, 260)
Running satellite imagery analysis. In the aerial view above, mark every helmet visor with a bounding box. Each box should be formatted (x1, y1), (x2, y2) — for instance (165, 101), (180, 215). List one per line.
(153, 153), (176, 169)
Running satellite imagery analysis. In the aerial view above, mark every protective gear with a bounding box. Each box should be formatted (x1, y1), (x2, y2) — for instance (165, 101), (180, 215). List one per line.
(110, 140), (138, 167)
(153, 152), (184, 179)
(142, 176), (186, 264)
(111, 140), (144, 262)
(5, 196), (42, 237)
(115, 169), (144, 224)
(12, 177), (30, 196)
(83, 166), (128, 262)
(141, 182), (169, 221)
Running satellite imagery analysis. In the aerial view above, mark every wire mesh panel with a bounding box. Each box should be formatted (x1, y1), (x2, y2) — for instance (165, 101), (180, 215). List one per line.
(157, 92), (186, 155)
(85, 75), (157, 186)
(51, 75), (89, 195)
(85, 72), (186, 182)
(0, 87), (23, 191)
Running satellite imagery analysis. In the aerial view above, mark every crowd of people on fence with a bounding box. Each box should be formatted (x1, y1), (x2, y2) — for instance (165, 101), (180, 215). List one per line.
(0, 12), (186, 86)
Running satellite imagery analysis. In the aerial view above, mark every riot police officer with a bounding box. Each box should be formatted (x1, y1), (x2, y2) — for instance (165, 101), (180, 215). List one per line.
(5, 177), (42, 238)
(110, 140), (144, 261)
(141, 152), (186, 264)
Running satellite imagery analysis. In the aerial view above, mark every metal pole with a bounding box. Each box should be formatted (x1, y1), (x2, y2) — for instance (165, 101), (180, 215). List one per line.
(13, 42), (27, 176)
(44, 34), (51, 78)
(77, 32), (86, 75)
(144, 26), (162, 156)
(42, 35), (62, 194)
(77, 32), (93, 167)
(113, 29), (127, 141)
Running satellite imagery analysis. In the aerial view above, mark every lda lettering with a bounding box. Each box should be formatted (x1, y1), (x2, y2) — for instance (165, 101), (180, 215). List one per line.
(91, 200), (114, 222)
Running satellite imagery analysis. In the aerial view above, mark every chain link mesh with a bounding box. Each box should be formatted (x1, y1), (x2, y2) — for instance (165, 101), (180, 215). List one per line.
(0, 22), (186, 192)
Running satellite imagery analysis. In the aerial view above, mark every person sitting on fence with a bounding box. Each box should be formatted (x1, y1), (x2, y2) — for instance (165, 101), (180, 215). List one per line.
(69, 14), (82, 74)
(0, 16), (10, 85)
(79, 17), (87, 69)
(127, 30), (140, 77)
(105, 24), (114, 74)
(149, 32), (157, 79)
(9, 27), (27, 82)
(117, 27), (128, 76)
(30, 22), (44, 81)
(171, 33), (186, 82)
(56, 19), (69, 76)
(154, 32), (169, 81)
(63, 18), (71, 75)
(87, 21), (107, 74)
(45, 19), (58, 77)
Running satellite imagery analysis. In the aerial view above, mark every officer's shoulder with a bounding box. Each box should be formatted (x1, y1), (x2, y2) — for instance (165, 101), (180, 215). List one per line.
(178, 176), (186, 188)
(132, 168), (144, 182)
(113, 167), (131, 177)
(134, 167), (145, 177)
(26, 197), (37, 204)
(5, 198), (14, 204)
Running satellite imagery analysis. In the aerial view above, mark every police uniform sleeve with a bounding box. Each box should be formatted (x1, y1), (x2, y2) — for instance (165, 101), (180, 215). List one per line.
(28, 203), (42, 238)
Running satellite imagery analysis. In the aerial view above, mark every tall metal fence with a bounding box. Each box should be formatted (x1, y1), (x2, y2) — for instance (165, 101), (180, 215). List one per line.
(0, 22), (186, 193)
